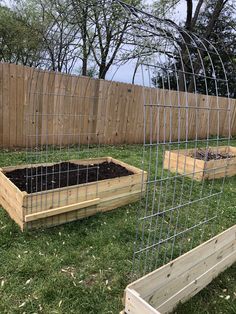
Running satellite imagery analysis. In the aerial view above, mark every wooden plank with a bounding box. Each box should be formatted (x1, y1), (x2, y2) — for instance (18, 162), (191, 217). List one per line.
(0, 170), (26, 226)
(158, 244), (236, 313)
(163, 151), (205, 181)
(22, 66), (31, 148)
(230, 100), (236, 136)
(26, 203), (99, 230)
(25, 190), (142, 230)
(97, 190), (141, 212)
(0, 193), (24, 230)
(125, 288), (160, 314)
(164, 150), (205, 168)
(147, 240), (236, 308)
(16, 64), (25, 146)
(26, 173), (143, 212)
(0, 170), (26, 206)
(125, 225), (236, 314)
(164, 156), (205, 173)
(9, 64), (17, 147)
(25, 198), (100, 222)
(2, 63), (10, 148)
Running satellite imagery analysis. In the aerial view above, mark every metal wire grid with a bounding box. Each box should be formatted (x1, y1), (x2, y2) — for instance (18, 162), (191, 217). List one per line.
(20, 1), (143, 229)
(115, 1), (233, 279)
(23, 68), (110, 228)
(0, 0), (232, 276)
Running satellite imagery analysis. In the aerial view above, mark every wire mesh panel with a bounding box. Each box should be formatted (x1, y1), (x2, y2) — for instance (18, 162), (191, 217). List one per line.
(20, 71), (104, 228)
(0, 52), (146, 231)
(115, 1), (233, 279)
(0, 0), (233, 281)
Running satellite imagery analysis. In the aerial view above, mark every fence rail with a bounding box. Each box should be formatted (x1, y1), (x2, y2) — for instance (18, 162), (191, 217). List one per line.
(0, 62), (235, 148)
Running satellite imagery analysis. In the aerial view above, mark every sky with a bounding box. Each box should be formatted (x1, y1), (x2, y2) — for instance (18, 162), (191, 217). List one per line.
(3, 0), (233, 85)
(107, 0), (191, 85)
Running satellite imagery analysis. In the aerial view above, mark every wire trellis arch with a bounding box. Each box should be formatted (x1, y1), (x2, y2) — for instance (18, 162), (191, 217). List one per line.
(113, 0), (233, 279)
(0, 0), (233, 283)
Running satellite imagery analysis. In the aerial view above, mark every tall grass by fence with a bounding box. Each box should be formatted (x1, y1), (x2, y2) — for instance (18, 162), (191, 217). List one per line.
(0, 62), (235, 148)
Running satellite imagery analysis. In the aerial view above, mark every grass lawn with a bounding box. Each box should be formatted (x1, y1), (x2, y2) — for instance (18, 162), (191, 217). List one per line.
(0, 143), (236, 314)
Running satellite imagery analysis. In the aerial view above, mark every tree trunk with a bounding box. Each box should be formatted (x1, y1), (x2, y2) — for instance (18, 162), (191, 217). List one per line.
(99, 66), (107, 79)
(179, 0), (227, 93)
(99, 57), (108, 79)
(132, 58), (140, 84)
(82, 38), (88, 76)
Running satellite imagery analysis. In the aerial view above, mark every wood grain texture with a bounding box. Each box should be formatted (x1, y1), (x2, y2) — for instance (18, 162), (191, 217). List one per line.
(123, 225), (236, 314)
(124, 288), (160, 314)
(0, 169), (26, 229)
(163, 146), (236, 181)
(25, 198), (101, 222)
(0, 157), (146, 230)
(0, 63), (235, 148)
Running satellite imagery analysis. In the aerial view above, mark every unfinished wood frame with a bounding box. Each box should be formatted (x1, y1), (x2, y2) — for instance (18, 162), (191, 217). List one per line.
(122, 224), (236, 314)
(0, 157), (147, 230)
(163, 146), (236, 181)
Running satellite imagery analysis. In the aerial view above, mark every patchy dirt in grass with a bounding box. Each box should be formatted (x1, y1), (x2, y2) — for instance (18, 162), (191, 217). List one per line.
(5, 161), (133, 193)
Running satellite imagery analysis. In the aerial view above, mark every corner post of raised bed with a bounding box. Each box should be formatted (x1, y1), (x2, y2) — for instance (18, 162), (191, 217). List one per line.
(21, 191), (28, 231)
(122, 288), (161, 314)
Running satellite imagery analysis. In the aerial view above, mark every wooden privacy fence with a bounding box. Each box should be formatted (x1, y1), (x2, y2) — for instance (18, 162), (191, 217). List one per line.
(0, 62), (235, 148)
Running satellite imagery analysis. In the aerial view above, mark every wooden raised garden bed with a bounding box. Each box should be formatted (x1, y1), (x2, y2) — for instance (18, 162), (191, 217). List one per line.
(0, 157), (147, 231)
(163, 146), (236, 181)
(122, 224), (236, 314)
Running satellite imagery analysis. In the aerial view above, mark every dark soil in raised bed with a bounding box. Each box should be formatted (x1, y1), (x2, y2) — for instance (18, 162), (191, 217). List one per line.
(5, 161), (134, 194)
(191, 149), (235, 161)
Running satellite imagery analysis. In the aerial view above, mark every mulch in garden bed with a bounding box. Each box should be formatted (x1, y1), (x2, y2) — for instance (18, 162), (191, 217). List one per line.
(191, 149), (235, 161)
(5, 161), (134, 193)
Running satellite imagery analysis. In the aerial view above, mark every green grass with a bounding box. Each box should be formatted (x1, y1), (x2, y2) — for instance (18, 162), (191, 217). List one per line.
(0, 144), (236, 314)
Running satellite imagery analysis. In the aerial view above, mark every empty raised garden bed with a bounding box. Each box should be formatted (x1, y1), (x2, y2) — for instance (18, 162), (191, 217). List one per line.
(122, 224), (236, 314)
(163, 146), (236, 181)
(0, 157), (147, 231)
